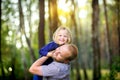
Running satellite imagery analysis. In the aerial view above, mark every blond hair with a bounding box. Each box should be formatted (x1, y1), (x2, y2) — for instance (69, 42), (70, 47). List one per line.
(53, 26), (72, 44)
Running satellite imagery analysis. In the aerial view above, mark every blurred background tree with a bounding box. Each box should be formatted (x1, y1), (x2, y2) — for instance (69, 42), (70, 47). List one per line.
(0, 0), (120, 80)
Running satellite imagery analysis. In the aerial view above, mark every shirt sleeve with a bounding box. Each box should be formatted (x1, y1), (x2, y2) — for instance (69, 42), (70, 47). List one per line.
(39, 41), (59, 56)
(41, 63), (60, 77)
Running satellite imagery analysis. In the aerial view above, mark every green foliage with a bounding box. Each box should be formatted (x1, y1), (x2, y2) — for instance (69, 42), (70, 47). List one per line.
(70, 69), (111, 80)
(1, 0), (119, 80)
(109, 56), (120, 80)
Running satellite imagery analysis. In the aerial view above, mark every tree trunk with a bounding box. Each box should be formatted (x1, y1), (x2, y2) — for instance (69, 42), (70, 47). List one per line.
(27, 1), (32, 42)
(48, 0), (58, 40)
(10, 57), (16, 80)
(18, 0), (36, 61)
(81, 61), (89, 80)
(21, 50), (29, 80)
(116, 0), (120, 56)
(109, 0), (120, 79)
(38, 0), (45, 49)
(75, 58), (81, 80)
(91, 0), (101, 80)
(0, 0), (5, 79)
(103, 0), (113, 70)
(71, 0), (82, 80)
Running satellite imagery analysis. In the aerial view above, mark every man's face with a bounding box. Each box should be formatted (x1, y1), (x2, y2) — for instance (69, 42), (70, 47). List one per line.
(52, 45), (71, 62)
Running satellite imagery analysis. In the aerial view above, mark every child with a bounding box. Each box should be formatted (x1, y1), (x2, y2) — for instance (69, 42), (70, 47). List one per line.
(33, 26), (72, 80)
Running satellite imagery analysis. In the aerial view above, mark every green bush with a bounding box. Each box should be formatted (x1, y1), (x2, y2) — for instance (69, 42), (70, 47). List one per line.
(109, 56), (120, 80)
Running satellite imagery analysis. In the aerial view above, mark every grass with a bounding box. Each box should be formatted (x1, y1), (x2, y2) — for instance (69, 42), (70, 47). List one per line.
(70, 69), (110, 80)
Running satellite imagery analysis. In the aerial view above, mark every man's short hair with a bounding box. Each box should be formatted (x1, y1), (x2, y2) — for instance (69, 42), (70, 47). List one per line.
(66, 44), (78, 61)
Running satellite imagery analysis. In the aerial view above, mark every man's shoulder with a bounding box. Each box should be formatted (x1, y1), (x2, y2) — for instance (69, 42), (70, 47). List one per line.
(42, 61), (70, 80)
(51, 61), (70, 70)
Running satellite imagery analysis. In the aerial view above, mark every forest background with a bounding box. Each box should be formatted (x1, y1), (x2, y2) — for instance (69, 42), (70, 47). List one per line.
(0, 0), (120, 80)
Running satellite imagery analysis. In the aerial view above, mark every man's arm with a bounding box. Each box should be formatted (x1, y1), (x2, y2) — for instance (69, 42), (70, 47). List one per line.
(29, 51), (54, 76)
(29, 56), (48, 76)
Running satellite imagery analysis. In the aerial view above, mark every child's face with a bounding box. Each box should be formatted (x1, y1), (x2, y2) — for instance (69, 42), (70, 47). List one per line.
(56, 29), (69, 45)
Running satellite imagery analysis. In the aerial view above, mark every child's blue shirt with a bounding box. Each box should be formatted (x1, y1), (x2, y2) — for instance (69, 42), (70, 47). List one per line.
(39, 41), (59, 56)
(39, 41), (59, 65)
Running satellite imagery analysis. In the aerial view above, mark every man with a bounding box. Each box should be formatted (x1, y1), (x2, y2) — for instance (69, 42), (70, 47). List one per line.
(29, 44), (78, 80)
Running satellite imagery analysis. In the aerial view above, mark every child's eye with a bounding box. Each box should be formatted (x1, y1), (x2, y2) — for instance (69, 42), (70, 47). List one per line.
(59, 35), (62, 36)
(64, 36), (67, 37)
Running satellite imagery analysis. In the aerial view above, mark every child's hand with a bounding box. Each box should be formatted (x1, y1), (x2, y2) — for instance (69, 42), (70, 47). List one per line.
(47, 50), (55, 57)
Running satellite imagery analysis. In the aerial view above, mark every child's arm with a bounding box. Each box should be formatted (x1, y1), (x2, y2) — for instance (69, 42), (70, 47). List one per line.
(47, 50), (55, 57)
(39, 41), (59, 56)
